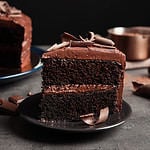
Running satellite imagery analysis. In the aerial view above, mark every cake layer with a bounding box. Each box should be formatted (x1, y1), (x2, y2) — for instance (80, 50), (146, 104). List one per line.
(42, 47), (126, 66)
(42, 58), (124, 87)
(40, 84), (117, 121)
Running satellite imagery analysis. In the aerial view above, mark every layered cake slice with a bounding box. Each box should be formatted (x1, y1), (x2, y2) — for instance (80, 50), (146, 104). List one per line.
(40, 32), (126, 122)
(0, 1), (32, 75)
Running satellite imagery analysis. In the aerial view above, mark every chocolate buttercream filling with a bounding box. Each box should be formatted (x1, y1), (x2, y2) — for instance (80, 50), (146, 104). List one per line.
(43, 84), (116, 94)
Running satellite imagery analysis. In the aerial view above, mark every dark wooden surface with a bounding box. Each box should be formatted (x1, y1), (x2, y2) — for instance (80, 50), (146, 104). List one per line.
(0, 46), (150, 150)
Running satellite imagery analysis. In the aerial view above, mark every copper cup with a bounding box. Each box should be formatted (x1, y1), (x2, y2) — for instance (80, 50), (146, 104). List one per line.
(107, 26), (150, 61)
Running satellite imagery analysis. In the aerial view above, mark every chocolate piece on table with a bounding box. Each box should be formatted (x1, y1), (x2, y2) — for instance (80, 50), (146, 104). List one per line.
(0, 98), (18, 112)
(0, 94), (25, 115)
(132, 81), (150, 98)
(8, 95), (24, 105)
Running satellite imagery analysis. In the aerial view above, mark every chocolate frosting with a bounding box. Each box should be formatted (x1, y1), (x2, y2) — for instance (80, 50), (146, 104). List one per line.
(43, 32), (126, 69)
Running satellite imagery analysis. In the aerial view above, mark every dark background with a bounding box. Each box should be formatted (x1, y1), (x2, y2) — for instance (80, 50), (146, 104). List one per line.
(7, 0), (150, 45)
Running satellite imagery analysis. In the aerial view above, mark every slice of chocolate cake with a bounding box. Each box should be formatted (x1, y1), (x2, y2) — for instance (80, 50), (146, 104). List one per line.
(0, 1), (32, 75)
(40, 32), (126, 122)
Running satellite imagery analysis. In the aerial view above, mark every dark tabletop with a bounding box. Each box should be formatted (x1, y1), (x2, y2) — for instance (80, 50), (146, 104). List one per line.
(0, 46), (150, 150)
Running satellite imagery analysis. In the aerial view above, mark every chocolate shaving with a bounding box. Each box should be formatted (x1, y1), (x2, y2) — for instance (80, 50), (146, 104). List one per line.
(80, 113), (96, 125)
(0, 1), (10, 14)
(9, 7), (21, 14)
(132, 81), (150, 98)
(47, 31), (116, 51)
(88, 31), (95, 41)
(70, 40), (94, 47)
(47, 41), (69, 51)
(0, 1), (21, 15)
(93, 43), (115, 49)
(94, 34), (115, 46)
(80, 107), (109, 126)
(79, 32), (95, 42)
(95, 107), (109, 124)
(61, 32), (79, 42)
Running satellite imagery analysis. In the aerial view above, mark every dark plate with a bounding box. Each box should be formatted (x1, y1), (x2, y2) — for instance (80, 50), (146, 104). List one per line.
(0, 46), (44, 84)
(18, 93), (132, 133)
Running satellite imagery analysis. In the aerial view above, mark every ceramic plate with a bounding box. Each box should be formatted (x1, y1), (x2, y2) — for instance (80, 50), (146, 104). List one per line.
(18, 93), (132, 133)
(0, 46), (44, 84)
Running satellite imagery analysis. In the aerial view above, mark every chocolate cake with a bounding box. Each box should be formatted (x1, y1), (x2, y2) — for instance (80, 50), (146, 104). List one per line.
(40, 32), (126, 123)
(0, 1), (32, 75)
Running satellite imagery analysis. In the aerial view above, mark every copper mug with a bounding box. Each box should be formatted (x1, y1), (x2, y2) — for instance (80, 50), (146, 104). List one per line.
(107, 26), (150, 61)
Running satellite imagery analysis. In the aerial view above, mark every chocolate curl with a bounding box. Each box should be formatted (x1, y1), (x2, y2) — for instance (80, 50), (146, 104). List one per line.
(47, 31), (116, 51)
(47, 41), (69, 51)
(94, 34), (115, 46)
(88, 31), (95, 41)
(80, 113), (96, 126)
(70, 40), (94, 47)
(0, 1), (10, 14)
(95, 107), (109, 124)
(80, 107), (109, 126)
(0, 1), (21, 15)
(93, 43), (116, 49)
(61, 32), (79, 42)
(0, 98), (18, 112)
(9, 7), (21, 15)
(132, 81), (150, 98)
